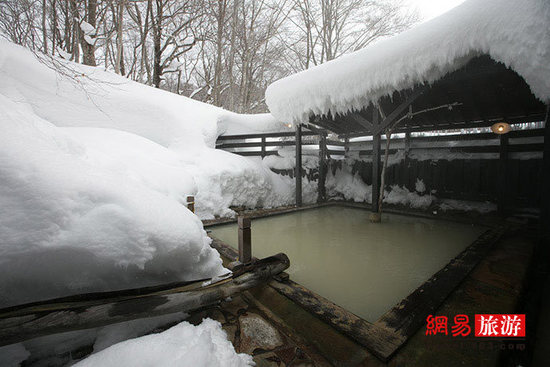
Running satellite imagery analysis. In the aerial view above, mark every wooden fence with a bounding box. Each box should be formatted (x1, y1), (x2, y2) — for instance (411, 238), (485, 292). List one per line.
(215, 130), (345, 158)
(216, 128), (544, 211)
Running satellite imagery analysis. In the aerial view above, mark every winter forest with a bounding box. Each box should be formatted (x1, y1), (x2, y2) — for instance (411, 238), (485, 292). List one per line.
(0, 0), (418, 113)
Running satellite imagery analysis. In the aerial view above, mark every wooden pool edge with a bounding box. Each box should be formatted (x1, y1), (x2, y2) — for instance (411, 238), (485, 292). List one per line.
(203, 201), (501, 229)
(208, 222), (506, 362)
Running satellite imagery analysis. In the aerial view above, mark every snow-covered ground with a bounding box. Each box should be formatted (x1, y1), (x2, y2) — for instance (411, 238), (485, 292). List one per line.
(73, 319), (253, 367)
(0, 316), (252, 367)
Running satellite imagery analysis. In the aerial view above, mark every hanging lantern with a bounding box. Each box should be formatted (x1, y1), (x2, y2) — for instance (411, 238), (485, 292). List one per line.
(491, 122), (511, 134)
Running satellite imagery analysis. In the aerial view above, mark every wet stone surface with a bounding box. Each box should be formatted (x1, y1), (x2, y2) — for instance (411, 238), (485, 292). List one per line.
(238, 313), (284, 354)
(193, 294), (324, 366)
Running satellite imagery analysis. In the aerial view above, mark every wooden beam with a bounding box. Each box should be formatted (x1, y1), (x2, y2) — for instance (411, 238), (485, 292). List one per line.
(295, 124), (303, 207)
(304, 123), (327, 136)
(497, 134), (509, 215)
(217, 131), (316, 141)
(0, 254), (290, 346)
(373, 87), (426, 135)
(318, 134), (327, 203)
(372, 110), (381, 212)
(349, 113), (374, 132)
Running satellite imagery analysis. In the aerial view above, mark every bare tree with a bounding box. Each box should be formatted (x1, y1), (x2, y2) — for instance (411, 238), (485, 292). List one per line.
(286, 0), (418, 70)
(0, 0), (418, 113)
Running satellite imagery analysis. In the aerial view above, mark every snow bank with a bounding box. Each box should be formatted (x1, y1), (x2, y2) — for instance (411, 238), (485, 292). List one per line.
(0, 40), (285, 149)
(218, 113), (287, 136)
(384, 185), (434, 209)
(0, 40), (289, 221)
(326, 165), (442, 209)
(327, 165), (372, 202)
(266, 0), (550, 123)
(0, 96), (224, 306)
(74, 319), (253, 367)
(263, 147), (320, 170)
(0, 39), (301, 305)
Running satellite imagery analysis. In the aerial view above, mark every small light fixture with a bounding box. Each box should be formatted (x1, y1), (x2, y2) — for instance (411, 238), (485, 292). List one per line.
(285, 123), (293, 129)
(491, 122), (511, 135)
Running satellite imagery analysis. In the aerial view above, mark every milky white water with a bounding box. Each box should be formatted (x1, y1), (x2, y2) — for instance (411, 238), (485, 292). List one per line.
(210, 206), (486, 322)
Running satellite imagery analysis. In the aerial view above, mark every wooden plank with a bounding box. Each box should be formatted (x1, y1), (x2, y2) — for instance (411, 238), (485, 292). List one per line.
(342, 116), (546, 138)
(346, 129), (544, 146)
(377, 228), (503, 341)
(231, 151), (278, 157)
(349, 113), (374, 132)
(318, 134), (327, 203)
(303, 123), (328, 136)
(0, 254), (290, 346)
(217, 140), (318, 149)
(269, 279), (404, 362)
(295, 125), (303, 207)
(326, 149), (345, 156)
(217, 131), (317, 140)
(372, 87), (426, 135)
(353, 144), (542, 156)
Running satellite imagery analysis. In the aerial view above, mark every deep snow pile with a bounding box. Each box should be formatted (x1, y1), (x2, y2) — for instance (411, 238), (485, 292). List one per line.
(0, 95), (225, 306)
(326, 165), (372, 202)
(326, 166), (438, 210)
(0, 39), (295, 306)
(266, 0), (550, 123)
(73, 319), (253, 367)
(0, 39), (289, 221)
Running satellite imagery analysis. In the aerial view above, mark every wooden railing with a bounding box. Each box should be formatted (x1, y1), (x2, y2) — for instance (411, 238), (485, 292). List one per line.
(216, 130), (346, 158)
(346, 128), (544, 157)
(216, 128), (544, 159)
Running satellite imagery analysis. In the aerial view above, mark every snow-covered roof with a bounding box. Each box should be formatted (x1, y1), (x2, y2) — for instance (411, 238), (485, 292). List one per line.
(265, 0), (550, 124)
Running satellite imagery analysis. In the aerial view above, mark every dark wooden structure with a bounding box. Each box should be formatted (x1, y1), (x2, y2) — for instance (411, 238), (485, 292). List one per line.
(216, 55), (548, 231)
(0, 253), (289, 346)
(238, 216), (252, 263)
(307, 55), (548, 228)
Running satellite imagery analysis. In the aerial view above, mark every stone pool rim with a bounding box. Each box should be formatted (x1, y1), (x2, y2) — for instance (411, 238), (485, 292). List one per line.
(205, 202), (504, 362)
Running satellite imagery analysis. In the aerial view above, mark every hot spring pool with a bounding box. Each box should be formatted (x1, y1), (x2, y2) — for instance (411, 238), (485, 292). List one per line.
(209, 206), (486, 322)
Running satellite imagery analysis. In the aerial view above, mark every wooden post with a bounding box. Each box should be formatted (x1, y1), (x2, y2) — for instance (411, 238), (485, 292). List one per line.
(372, 109), (381, 213)
(261, 137), (266, 158)
(318, 134), (327, 203)
(238, 216), (252, 263)
(295, 124), (303, 207)
(497, 134), (509, 215)
(404, 131), (411, 189)
(186, 195), (195, 213)
(542, 104), (550, 236)
(404, 131), (411, 162)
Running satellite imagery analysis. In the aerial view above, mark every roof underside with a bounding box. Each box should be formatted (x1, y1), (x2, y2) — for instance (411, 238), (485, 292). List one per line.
(310, 56), (547, 136)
